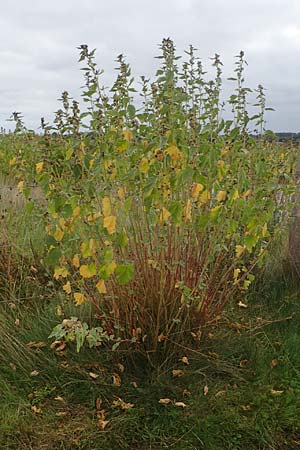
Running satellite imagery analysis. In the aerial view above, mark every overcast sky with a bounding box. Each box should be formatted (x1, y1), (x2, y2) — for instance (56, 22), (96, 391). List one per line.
(1, 0), (300, 132)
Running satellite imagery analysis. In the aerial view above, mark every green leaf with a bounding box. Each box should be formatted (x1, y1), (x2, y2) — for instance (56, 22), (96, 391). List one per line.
(45, 247), (62, 268)
(169, 201), (183, 225)
(116, 230), (129, 249)
(127, 105), (136, 119)
(116, 263), (134, 285)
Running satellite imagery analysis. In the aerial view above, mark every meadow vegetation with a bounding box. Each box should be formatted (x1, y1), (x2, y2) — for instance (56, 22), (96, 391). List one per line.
(0, 39), (299, 449)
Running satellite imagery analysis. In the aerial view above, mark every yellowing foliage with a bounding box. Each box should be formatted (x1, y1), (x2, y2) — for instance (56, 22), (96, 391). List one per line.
(191, 183), (204, 200)
(96, 279), (107, 294)
(54, 227), (64, 242)
(103, 216), (116, 234)
(36, 162), (44, 174)
(79, 265), (97, 279)
(74, 292), (85, 305)
(102, 197), (111, 217)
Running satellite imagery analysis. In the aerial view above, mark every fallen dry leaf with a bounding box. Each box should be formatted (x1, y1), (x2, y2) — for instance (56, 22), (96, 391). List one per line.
(172, 369), (184, 378)
(117, 363), (125, 373)
(238, 301), (248, 308)
(30, 370), (39, 377)
(50, 340), (66, 352)
(174, 402), (187, 408)
(271, 389), (284, 395)
(181, 356), (189, 365)
(98, 419), (109, 429)
(203, 385), (209, 396)
(89, 372), (99, 380)
(239, 359), (248, 367)
(56, 305), (63, 317)
(241, 405), (252, 411)
(270, 359), (279, 368)
(183, 389), (191, 397)
(112, 397), (134, 410)
(31, 405), (42, 414)
(159, 398), (172, 405)
(112, 373), (122, 386)
(56, 411), (69, 417)
(27, 341), (47, 349)
(215, 390), (226, 398)
(96, 398), (102, 410)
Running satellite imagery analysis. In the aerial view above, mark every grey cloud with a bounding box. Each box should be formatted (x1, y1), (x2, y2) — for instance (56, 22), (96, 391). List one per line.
(0, 0), (300, 131)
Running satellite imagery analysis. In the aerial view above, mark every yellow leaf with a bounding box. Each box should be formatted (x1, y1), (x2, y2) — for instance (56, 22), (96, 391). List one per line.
(54, 227), (64, 242)
(53, 267), (69, 280)
(210, 205), (221, 219)
(63, 281), (72, 294)
(242, 189), (251, 199)
(200, 190), (211, 205)
(9, 157), (16, 165)
(122, 129), (133, 142)
(117, 142), (128, 153)
(139, 157), (150, 174)
(74, 292), (85, 306)
(17, 180), (24, 192)
(262, 223), (268, 237)
(79, 265), (96, 279)
(87, 212), (101, 222)
(191, 183), (204, 200)
(73, 206), (81, 217)
(81, 241), (92, 258)
(96, 279), (107, 294)
(89, 239), (97, 254)
(184, 199), (192, 222)
(232, 190), (239, 200)
(36, 162), (44, 174)
(216, 190), (227, 202)
(118, 186), (125, 200)
(104, 160), (112, 170)
(72, 254), (80, 269)
(108, 260), (117, 275)
(159, 207), (171, 223)
(233, 268), (241, 285)
(89, 159), (94, 168)
(166, 145), (183, 162)
(235, 245), (246, 259)
(59, 218), (66, 230)
(103, 215), (116, 234)
(102, 197), (111, 217)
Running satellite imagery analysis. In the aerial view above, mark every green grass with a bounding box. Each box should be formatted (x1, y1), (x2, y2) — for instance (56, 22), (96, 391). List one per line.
(1, 269), (300, 450)
(1, 188), (300, 449)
